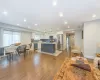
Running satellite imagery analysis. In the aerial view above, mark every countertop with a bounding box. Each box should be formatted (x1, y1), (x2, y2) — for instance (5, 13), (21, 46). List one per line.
(41, 42), (56, 44)
(33, 42), (56, 44)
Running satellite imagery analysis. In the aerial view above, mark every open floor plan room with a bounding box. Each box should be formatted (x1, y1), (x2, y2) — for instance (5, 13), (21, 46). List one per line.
(0, 51), (67, 80)
(0, 0), (100, 80)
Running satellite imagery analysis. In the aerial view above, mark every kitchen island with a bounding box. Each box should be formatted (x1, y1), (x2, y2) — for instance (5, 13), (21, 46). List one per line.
(41, 43), (56, 53)
(33, 41), (61, 56)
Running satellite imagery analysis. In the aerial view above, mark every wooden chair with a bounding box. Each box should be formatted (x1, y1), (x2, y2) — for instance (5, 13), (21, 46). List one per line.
(16, 45), (27, 57)
(94, 56), (100, 67)
(28, 43), (34, 54)
(94, 57), (100, 80)
(96, 53), (100, 57)
(71, 46), (81, 57)
(26, 43), (33, 54)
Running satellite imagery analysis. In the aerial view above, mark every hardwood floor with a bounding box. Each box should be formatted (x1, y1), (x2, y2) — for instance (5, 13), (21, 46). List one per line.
(0, 51), (67, 80)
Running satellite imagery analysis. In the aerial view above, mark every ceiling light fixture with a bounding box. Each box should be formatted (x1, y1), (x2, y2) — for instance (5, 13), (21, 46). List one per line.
(34, 24), (38, 26)
(92, 14), (96, 18)
(24, 18), (27, 22)
(2, 10), (8, 16)
(50, 28), (52, 32)
(64, 21), (68, 24)
(53, 1), (57, 6)
(59, 12), (63, 17)
(68, 26), (70, 28)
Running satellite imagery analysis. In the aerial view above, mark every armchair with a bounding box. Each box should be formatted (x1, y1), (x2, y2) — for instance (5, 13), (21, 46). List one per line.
(71, 46), (81, 57)
(16, 45), (27, 56)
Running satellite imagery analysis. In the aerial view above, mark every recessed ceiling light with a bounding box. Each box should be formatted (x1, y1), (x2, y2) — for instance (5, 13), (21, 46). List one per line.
(92, 14), (96, 18)
(2, 10), (8, 16)
(17, 24), (19, 26)
(59, 12), (63, 17)
(53, 1), (57, 6)
(24, 18), (27, 22)
(68, 26), (70, 28)
(34, 24), (38, 26)
(64, 21), (68, 24)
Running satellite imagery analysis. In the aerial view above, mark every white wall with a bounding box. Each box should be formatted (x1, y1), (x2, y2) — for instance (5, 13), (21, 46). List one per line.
(75, 30), (82, 50)
(32, 32), (57, 40)
(44, 33), (57, 39)
(0, 23), (33, 46)
(0, 28), (3, 47)
(57, 31), (63, 34)
(84, 20), (100, 59)
(63, 32), (67, 50)
(63, 30), (82, 50)
(21, 32), (32, 44)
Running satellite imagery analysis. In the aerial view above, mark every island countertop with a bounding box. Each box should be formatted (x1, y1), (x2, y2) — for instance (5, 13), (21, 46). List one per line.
(41, 43), (56, 53)
(41, 42), (56, 44)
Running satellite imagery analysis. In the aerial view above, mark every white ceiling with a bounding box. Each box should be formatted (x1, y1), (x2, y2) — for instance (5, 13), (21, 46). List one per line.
(0, 0), (100, 32)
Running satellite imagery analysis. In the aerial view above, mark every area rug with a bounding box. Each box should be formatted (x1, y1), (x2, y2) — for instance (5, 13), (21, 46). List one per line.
(42, 50), (62, 56)
(38, 50), (62, 56)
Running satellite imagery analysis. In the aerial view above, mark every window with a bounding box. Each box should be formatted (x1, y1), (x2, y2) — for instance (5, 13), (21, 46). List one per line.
(3, 31), (20, 46)
(12, 32), (20, 44)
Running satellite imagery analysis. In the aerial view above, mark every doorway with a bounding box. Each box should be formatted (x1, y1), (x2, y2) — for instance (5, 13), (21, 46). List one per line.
(66, 33), (75, 57)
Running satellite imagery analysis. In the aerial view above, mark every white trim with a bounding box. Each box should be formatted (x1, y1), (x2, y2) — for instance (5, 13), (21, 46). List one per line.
(0, 22), (43, 33)
(84, 55), (95, 59)
(37, 50), (62, 56)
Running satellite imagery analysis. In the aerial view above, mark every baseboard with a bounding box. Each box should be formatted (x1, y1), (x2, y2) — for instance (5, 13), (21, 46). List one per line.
(84, 55), (95, 59)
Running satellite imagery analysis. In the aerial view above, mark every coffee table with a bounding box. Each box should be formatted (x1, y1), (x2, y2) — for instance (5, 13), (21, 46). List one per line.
(53, 58), (96, 80)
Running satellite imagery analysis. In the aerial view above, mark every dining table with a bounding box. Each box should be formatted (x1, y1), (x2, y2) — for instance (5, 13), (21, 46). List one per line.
(5, 45), (18, 60)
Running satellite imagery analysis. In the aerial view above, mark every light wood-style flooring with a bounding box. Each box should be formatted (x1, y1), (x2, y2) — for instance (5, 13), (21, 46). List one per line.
(0, 51), (67, 80)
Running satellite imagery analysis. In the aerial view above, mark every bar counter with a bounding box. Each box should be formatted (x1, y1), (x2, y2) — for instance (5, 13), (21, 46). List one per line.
(41, 43), (56, 53)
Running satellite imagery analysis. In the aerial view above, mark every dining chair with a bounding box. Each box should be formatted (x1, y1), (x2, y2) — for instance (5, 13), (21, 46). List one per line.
(16, 45), (27, 57)
(0, 47), (5, 59)
(26, 43), (33, 54)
